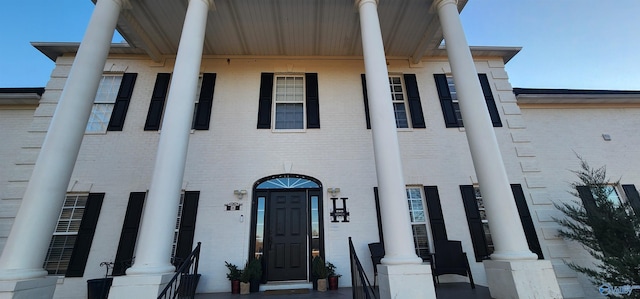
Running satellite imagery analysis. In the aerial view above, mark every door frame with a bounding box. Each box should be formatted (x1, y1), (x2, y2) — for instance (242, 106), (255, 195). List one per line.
(250, 174), (324, 283)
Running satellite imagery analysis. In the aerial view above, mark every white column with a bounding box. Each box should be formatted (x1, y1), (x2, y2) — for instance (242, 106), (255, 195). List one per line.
(435, 0), (537, 261)
(356, 3), (436, 297)
(0, 0), (125, 281)
(356, 0), (421, 266)
(125, 0), (212, 276)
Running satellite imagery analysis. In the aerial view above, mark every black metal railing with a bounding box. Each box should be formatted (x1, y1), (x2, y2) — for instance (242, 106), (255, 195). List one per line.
(157, 242), (201, 299)
(349, 237), (378, 299)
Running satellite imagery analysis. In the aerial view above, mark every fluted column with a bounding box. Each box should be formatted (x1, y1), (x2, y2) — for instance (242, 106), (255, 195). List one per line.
(356, 0), (422, 265)
(0, 0), (126, 280)
(125, 0), (213, 276)
(435, 0), (536, 261)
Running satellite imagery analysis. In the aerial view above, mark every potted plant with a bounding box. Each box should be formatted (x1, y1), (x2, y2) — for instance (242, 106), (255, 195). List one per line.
(312, 256), (329, 292)
(225, 262), (243, 294)
(326, 262), (341, 290)
(243, 259), (262, 293)
(239, 265), (250, 295)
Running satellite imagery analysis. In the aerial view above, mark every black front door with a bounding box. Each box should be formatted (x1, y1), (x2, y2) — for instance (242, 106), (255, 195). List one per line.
(266, 191), (308, 281)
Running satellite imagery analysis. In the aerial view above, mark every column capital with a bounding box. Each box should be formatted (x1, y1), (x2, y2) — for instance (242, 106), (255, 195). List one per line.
(354, 0), (378, 9)
(434, 0), (457, 10)
(189, 0), (216, 11)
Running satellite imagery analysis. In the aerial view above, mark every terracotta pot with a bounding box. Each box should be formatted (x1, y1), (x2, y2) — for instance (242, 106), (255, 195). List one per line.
(231, 280), (240, 294)
(328, 276), (339, 290)
(317, 278), (328, 292)
(240, 282), (250, 295)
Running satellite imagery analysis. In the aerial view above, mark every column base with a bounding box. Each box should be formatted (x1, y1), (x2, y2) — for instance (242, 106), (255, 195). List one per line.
(378, 263), (436, 299)
(484, 260), (562, 299)
(107, 273), (174, 299)
(0, 276), (57, 299)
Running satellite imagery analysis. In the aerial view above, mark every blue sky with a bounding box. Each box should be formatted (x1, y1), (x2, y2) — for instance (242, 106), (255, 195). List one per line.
(1, 0), (639, 90)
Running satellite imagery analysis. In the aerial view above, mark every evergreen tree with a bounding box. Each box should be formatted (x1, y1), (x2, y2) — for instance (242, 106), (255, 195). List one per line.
(554, 157), (640, 298)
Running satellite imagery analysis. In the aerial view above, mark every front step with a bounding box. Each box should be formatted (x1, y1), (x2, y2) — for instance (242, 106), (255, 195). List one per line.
(259, 281), (313, 291)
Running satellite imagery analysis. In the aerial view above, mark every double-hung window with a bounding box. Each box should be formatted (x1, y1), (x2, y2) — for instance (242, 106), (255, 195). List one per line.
(406, 187), (432, 260)
(390, 76), (409, 128)
(360, 74), (425, 129)
(44, 194), (87, 275)
(86, 75), (123, 133)
(434, 73), (502, 128)
(274, 76), (305, 130)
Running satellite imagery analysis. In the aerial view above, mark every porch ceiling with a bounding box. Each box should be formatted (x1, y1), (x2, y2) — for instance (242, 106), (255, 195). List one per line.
(107, 0), (467, 61)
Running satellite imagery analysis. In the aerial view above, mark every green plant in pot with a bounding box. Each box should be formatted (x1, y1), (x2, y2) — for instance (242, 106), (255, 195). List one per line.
(312, 256), (329, 292)
(243, 259), (262, 293)
(225, 262), (243, 294)
(326, 262), (341, 290)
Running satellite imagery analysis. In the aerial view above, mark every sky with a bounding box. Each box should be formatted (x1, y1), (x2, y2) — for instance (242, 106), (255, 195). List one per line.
(1, 0), (639, 90)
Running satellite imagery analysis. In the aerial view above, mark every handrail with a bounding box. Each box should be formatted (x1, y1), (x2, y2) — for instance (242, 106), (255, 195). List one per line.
(157, 242), (201, 299)
(349, 237), (378, 299)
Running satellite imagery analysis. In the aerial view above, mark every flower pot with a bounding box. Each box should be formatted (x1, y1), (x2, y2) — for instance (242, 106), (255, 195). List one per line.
(328, 276), (339, 290)
(231, 280), (240, 294)
(249, 278), (260, 293)
(317, 278), (328, 292)
(240, 282), (250, 295)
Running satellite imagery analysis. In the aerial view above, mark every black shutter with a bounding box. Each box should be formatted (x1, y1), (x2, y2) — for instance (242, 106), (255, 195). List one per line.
(577, 186), (598, 218)
(478, 74), (502, 127)
(511, 184), (543, 259)
(174, 191), (200, 267)
(361, 74), (371, 129)
(112, 192), (146, 276)
(373, 187), (384, 244)
(403, 74), (426, 129)
(424, 186), (447, 242)
(460, 185), (489, 262)
(107, 73), (138, 131)
(65, 193), (104, 277)
(257, 73), (274, 129)
(144, 73), (171, 131)
(434, 74), (460, 128)
(305, 73), (320, 129)
(622, 185), (640, 215)
(193, 73), (216, 130)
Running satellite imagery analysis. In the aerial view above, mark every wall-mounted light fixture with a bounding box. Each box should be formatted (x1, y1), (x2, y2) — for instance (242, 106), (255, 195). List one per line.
(234, 189), (247, 200)
(328, 187), (341, 197)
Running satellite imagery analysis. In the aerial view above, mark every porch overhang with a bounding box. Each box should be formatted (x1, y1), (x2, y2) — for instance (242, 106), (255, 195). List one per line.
(89, 0), (468, 62)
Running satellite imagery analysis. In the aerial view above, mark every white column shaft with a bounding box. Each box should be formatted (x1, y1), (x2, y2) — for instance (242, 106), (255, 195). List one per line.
(0, 0), (123, 280)
(126, 0), (211, 275)
(436, 0), (536, 260)
(356, 0), (422, 265)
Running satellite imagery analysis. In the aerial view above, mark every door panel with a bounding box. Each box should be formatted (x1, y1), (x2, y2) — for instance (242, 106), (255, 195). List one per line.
(267, 191), (307, 281)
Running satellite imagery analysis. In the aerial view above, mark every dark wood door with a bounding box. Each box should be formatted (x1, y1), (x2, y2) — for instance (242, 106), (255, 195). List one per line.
(266, 191), (308, 281)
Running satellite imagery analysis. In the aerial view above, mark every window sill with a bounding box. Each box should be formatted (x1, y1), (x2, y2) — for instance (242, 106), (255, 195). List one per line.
(271, 129), (307, 133)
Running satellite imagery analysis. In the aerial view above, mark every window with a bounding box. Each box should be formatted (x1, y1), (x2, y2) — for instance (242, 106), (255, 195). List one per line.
(390, 76), (409, 128)
(447, 76), (463, 126)
(360, 74), (425, 129)
(86, 75), (123, 133)
(274, 76), (305, 130)
(171, 194), (185, 261)
(434, 73), (502, 128)
(473, 187), (495, 256)
(257, 73), (320, 130)
(406, 187), (432, 260)
(44, 194), (87, 275)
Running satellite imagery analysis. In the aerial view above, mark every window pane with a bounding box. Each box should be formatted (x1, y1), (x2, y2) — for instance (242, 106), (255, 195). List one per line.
(45, 194), (87, 275)
(393, 103), (408, 128)
(275, 103), (303, 129)
(255, 197), (266, 259)
(86, 103), (115, 133)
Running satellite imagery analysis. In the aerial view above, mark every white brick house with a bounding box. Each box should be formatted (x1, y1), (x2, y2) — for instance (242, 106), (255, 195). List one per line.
(1, 1), (638, 299)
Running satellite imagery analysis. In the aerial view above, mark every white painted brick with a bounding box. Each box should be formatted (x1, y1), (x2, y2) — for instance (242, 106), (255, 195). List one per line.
(0, 219), (14, 237)
(525, 175), (546, 188)
(494, 79), (512, 91)
(0, 202), (20, 218)
(490, 68), (508, 79)
(15, 148), (39, 165)
(530, 189), (552, 205)
(536, 209), (563, 223)
(506, 115), (526, 129)
(498, 92), (517, 103)
(501, 102), (521, 115)
(2, 183), (27, 200)
(33, 103), (57, 117)
(542, 227), (561, 240)
(520, 159), (540, 172)
(487, 59), (505, 68)
(559, 283), (586, 299)
(28, 116), (52, 132)
(547, 244), (571, 258)
(515, 144), (536, 157)
(510, 130), (531, 143)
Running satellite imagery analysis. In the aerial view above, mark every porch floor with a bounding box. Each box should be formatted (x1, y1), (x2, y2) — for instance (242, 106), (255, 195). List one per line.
(194, 283), (491, 299)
